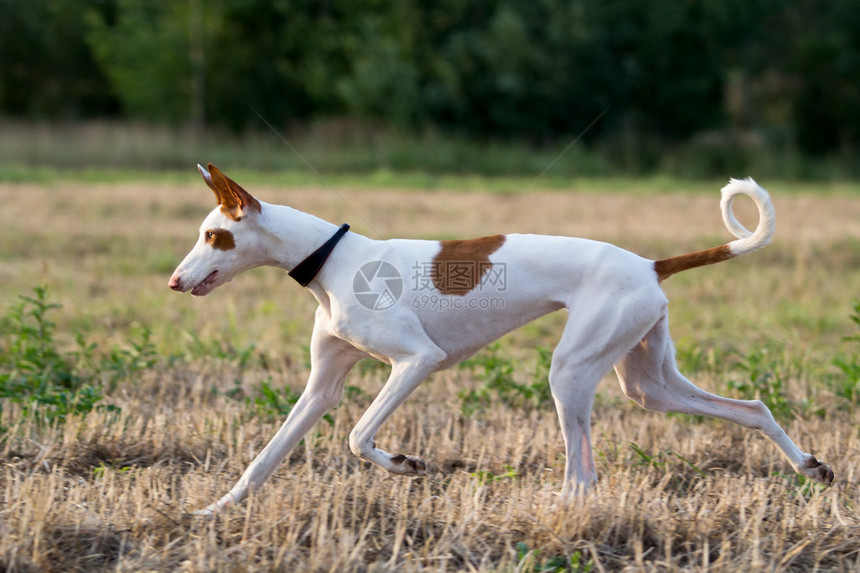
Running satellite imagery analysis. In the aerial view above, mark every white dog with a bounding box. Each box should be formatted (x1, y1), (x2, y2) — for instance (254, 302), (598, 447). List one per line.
(170, 164), (833, 514)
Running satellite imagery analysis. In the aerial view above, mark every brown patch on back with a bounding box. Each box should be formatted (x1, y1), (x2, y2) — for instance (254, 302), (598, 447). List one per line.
(432, 235), (506, 295)
(205, 228), (236, 251)
(654, 244), (734, 282)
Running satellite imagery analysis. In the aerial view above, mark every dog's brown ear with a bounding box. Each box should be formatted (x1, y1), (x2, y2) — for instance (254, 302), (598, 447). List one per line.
(198, 163), (218, 193)
(200, 163), (261, 221)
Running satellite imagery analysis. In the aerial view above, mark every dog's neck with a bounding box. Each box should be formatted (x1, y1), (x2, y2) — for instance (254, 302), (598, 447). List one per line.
(258, 202), (343, 272)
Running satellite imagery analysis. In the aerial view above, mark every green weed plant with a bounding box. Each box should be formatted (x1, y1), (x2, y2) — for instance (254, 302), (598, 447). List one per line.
(458, 343), (555, 415)
(830, 299), (860, 407)
(0, 286), (153, 425)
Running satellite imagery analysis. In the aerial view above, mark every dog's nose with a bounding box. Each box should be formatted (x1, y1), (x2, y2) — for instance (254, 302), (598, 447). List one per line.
(168, 275), (183, 291)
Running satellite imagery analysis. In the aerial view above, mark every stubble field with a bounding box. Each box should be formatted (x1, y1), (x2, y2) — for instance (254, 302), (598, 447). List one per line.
(2, 175), (860, 571)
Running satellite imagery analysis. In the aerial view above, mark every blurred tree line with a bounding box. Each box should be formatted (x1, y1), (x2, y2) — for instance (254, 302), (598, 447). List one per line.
(1, 0), (858, 159)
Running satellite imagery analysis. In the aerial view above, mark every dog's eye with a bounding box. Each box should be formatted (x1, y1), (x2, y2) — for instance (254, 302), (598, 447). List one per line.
(204, 229), (236, 251)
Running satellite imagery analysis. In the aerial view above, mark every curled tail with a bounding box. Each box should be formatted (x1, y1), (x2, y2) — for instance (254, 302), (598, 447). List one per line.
(654, 178), (775, 282)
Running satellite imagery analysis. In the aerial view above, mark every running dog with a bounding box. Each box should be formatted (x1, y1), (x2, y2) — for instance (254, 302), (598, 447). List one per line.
(169, 164), (833, 514)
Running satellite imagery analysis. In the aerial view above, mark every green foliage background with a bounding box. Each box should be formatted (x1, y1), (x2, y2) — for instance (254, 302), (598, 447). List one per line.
(1, 0), (859, 171)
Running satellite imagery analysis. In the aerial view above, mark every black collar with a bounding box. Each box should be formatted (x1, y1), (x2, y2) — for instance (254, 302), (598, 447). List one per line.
(288, 223), (350, 287)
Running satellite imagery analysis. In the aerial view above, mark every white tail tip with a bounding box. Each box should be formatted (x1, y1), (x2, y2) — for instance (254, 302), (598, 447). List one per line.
(720, 177), (776, 255)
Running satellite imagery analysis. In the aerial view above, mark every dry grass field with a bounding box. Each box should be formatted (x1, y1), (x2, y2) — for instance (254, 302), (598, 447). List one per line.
(2, 176), (860, 571)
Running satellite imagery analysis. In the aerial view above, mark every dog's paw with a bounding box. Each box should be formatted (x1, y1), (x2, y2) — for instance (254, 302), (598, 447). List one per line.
(390, 453), (427, 476)
(190, 492), (237, 517)
(801, 454), (834, 486)
(191, 506), (219, 518)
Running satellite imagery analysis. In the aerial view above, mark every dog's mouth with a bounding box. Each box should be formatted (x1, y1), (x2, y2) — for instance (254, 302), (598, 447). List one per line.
(191, 270), (219, 296)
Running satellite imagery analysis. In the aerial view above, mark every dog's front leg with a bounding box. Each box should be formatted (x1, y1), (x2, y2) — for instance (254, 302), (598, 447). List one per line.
(194, 311), (364, 515)
(348, 349), (446, 476)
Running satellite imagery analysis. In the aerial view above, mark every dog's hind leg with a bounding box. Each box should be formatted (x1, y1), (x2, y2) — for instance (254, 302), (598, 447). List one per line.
(614, 315), (834, 485)
(195, 308), (365, 515)
(550, 294), (664, 499)
(549, 351), (604, 496)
